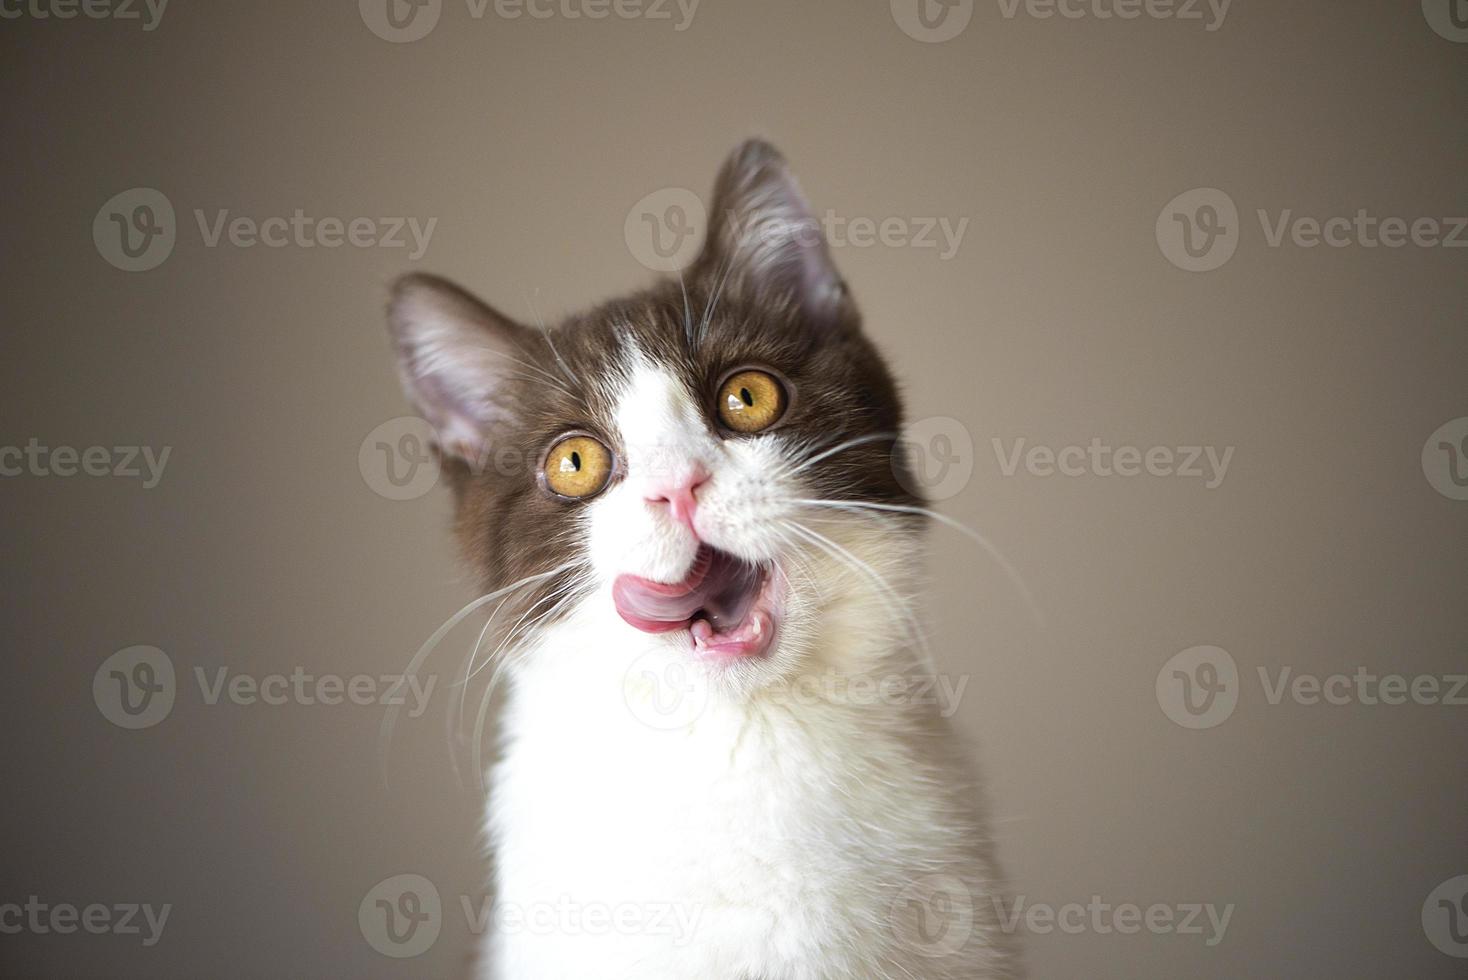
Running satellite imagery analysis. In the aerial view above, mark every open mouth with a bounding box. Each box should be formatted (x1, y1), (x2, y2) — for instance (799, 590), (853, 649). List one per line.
(612, 546), (779, 659)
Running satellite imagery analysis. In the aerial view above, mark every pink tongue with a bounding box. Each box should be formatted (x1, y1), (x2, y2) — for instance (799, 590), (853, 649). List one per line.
(613, 548), (763, 634)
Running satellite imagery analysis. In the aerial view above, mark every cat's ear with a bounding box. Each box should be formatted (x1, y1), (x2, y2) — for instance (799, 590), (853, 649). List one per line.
(387, 273), (534, 463)
(697, 139), (853, 327)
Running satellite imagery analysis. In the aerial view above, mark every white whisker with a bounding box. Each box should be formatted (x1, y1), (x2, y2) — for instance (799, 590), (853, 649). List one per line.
(781, 519), (933, 670)
(676, 265), (694, 348)
(379, 561), (579, 788)
(794, 499), (1048, 635)
(522, 285), (579, 387)
(785, 432), (898, 478)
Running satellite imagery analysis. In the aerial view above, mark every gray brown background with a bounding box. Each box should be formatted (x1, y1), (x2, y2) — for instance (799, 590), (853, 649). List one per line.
(2, 0), (1466, 976)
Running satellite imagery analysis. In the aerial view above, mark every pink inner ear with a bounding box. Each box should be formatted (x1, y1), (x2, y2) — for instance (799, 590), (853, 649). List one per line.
(389, 273), (535, 464)
(704, 141), (848, 328)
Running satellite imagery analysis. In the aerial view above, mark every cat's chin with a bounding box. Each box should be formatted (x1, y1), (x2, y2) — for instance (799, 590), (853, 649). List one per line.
(612, 545), (786, 662)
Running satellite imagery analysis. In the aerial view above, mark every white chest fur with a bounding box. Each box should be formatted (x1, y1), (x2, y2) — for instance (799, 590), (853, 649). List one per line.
(478, 613), (1018, 980)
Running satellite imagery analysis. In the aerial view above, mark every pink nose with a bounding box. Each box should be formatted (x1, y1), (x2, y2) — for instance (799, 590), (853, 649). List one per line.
(645, 465), (710, 532)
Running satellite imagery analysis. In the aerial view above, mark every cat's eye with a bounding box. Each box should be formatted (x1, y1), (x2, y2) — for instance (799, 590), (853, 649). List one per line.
(541, 434), (614, 499)
(716, 369), (788, 433)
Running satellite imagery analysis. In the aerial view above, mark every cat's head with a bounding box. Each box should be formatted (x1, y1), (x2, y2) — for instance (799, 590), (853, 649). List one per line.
(387, 140), (923, 694)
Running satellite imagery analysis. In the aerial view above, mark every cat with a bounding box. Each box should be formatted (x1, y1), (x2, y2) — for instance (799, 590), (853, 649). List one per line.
(384, 140), (1020, 979)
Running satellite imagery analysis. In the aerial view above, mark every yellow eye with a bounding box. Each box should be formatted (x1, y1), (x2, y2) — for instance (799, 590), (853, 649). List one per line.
(542, 435), (613, 498)
(717, 370), (788, 433)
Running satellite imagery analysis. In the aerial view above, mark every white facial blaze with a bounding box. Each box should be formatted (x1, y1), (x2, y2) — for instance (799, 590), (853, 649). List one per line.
(614, 360), (719, 502)
(570, 349), (914, 689)
(584, 359), (795, 586)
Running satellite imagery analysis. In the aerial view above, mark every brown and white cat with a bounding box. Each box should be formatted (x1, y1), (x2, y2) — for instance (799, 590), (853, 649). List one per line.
(385, 140), (1019, 979)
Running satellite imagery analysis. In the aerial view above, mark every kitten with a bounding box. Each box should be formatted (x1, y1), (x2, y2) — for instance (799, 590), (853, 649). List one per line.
(385, 140), (1019, 979)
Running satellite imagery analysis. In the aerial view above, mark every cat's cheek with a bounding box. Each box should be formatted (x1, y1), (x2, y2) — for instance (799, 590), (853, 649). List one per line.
(693, 439), (804, 560)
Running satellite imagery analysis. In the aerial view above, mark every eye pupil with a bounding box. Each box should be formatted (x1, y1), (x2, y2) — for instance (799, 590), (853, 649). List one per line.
(716, 370), (788, 434)
(544, 435), (612, 499)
